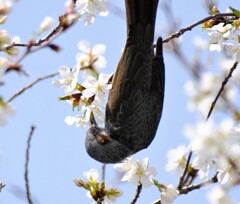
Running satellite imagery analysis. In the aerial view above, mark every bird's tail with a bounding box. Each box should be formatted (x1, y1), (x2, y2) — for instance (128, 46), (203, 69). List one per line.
(125, 0), (159, 42)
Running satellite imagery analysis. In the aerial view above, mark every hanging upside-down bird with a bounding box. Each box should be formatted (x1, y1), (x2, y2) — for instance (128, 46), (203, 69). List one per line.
(85, 0), (165, 163)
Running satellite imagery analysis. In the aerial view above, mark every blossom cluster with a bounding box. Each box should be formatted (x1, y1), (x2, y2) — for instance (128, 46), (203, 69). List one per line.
(52, 40), (111, 128)
(207, 21), (240, 62)
(185, 69), (238, 117)
(75, 157), (179, 204)
(74, 168), (122, 204)
(165, 7), (240, 204)
(0, 0), (21, 83)
(114, 157), (157, 188)
(75, 0), (108, 25)
(186, 119), (240, 183)
(52, 0), (110, 129)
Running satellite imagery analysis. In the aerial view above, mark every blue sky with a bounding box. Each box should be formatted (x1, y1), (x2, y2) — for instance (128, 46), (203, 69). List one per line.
(0, 0), (240, 203)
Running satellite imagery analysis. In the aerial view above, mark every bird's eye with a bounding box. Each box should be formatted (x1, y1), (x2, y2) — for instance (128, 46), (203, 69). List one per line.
(96, 135), (112, 145)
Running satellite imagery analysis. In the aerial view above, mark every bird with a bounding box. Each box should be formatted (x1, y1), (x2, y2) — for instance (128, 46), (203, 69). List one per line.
(85, 0), (165, 163)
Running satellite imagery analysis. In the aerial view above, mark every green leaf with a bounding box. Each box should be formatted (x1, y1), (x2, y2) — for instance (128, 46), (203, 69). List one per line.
(229, 6), (240, 18)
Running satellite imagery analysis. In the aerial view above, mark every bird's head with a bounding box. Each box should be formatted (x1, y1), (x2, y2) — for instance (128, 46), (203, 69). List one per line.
(85, 112), (131, 163)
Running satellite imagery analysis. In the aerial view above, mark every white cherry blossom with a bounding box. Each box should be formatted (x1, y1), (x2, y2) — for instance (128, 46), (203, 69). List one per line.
(161, 184), (179, 204)
(165, 145), (188, 175)
(83, 168), (99, 183)
(82, 73), (112, 103)
(76, 0), (108, 25)
(114, 157), (157, 188)
(185, 119), (240, 180)
(114, 157), (136, 172)
(65, 115), (89, 128)
(79, 102), (105, 125)
(207, 23), (234, 52)
(76, 41), (107, 78)
(52, 65), (79, 93)
(225, 43), (240, 63)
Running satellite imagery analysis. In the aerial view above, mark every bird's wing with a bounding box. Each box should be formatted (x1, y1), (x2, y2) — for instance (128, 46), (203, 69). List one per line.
(105, 27), (165, 152)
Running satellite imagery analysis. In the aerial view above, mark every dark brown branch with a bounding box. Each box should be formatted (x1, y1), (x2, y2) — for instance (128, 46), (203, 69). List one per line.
(131, 182), (142, 204)
(25, 126), (36, 204)
(4, 11), (78, 76)
(177, 151), (192, 189)
(0, 182), (6, 192)
(206, 61), (238, 120)
(179, 172), (218, 194)
(162, 13), (236, 44)
(5, 15), (65, 50)
(7, 72), (58, 103)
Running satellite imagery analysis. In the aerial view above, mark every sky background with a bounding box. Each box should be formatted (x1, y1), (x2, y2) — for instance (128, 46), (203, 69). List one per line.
(0, 0), (240, 204)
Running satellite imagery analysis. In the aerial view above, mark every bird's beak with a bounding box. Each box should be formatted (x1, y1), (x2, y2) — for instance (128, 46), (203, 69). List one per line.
(90, 112), (98, 126)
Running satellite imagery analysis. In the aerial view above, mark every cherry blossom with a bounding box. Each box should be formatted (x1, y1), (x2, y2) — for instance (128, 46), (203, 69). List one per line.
(114, 157), (157, 187)
(74, 168), (122, 204)
(185, 119), (240, 180)
(82, 73), (112, 103)
(0, 29), (20, 55)
(76, 41), (107, 78)
(225, 43), (240, 63)
(161, 184), (179, 204)
(65, 115), (89, 128)
(83, 168), (99, 183)
(75, 0), (108, 25)
(185, 72), (237, 116)
(52, 65), (80, 93)
(165, 145), (188, 175)
(207, 23), (234, 52)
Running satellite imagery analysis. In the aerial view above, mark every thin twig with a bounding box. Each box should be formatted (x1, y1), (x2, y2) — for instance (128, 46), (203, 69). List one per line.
(101, 164), (106, 181)
(5, 10), (78, 76)
(162, 13), (236, 44)
(179, 172), (218, 194)
(131, 182), (142, 204)
(5, 15), (67, 50)
(177, 151), (192, 189)
(0, 182), (6, 192)
(206, 61), (238, 120)
(25, 126), (36, 204)
(7, 72), (58, 103)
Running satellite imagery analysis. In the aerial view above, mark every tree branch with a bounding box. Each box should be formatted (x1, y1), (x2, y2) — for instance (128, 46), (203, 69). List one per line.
(179, 172), (218, 194)
(5, 9), (78, 75)
(152, 173), (218, 204)
(131, 182), (142, 204)
(7, 72), (58, 103)
(177, 151), (192, 189)
(206, 61), (238, 120)
(162, 13), (236, 44)
(25, 126), (36, 204)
